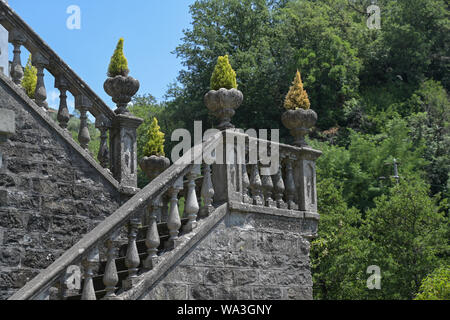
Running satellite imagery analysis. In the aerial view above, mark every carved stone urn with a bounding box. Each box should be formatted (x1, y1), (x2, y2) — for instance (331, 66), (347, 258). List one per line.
(204, 88), (243, 131)
(282, 108), (318, 147)
(104, 71), (140, 115)
(139, 155), (171, 182)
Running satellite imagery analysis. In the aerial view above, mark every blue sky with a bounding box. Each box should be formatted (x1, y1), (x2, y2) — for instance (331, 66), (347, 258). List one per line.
(8, 0), (195, 113)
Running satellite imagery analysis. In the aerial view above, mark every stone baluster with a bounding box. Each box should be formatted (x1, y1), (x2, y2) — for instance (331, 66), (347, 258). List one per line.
(95, 114), (111, 169)
(55, 75), (70, 130)
(9, 30), (26, 86)
(102, 234), (119, 300)
(32, 52), (49, 110)
(249, 163), (264, 206)
(144, 198), (161, 270)
(242, 163), (252, 204)
(75, 95), (92, 151)
(285, 157), (299, 210)
(183, 165), (200, 233)
(261, 165), (276, 208)
(123, 217), (140, 290)
(81, 247), (99, 300)
(200, 163), (215, 218)
(166, 177), (183, 249)
(273, 164), (288, 209)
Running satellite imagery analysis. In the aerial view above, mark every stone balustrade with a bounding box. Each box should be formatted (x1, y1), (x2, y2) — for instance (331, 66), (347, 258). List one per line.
(0, 2), (143, 189)
(218, 130), (322, 217)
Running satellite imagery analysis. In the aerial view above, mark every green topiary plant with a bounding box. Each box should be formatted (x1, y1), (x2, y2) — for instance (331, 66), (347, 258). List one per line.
(284, 70), (311, 110)
(22, 54), (37, 99)
(210, 55), (237, 90)
(415, 266), (450, 300)
(143, 117), (165, 157)
(107, 38), (129, 77)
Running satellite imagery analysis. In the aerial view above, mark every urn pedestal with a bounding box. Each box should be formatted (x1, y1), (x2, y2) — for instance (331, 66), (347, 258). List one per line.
(281, 108), (318, 147)
(204, 88), (243, 131)
(139, 155), (171, 182)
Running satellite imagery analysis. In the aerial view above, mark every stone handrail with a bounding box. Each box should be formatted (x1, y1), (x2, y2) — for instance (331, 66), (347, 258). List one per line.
(9, 133), (221, 300)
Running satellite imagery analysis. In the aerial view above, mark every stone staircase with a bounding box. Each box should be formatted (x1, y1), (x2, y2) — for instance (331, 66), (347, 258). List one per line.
(0, 1), (322, 301)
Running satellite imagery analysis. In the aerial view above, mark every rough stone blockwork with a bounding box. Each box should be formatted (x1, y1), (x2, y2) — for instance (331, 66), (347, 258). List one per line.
(0, 81), (121, 299)
(141, 211), (313, 300)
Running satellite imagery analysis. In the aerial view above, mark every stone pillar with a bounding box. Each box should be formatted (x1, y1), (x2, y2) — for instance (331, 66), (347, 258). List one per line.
(110, 114), (143, 189)
(293, 148), (322, 213)
(211, 130), (244, 206)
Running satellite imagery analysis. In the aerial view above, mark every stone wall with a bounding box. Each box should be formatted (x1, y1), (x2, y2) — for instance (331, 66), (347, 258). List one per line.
(0, 80), (121, 299)
(141, 211), (314, 300)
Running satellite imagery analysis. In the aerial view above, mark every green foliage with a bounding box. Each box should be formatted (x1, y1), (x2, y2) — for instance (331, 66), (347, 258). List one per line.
(284, 70), (310, 110)
(415, 266), (450, 300)
(311, 178), (368, 300)
(364, 179), (449, 299)
(107, 38), (129, 77)
(210, 55), (237, 90)
(143, 117), (165, 157)
(22, 54), (37, 99)
(310, 116), (427, 211)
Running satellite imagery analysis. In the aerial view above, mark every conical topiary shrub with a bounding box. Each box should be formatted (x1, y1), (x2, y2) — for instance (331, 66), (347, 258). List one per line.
(22, 54), (37, 99)
(139, 117), (170, 182)
(210, 55), (237, 90)
(104, 38), (139, 114)
(204, 55), (243, 130)
(107, 38), (129, 77)
(281, 70), (317, 147)
(284, 70), (311, 110)
(143, 118), (165, 157)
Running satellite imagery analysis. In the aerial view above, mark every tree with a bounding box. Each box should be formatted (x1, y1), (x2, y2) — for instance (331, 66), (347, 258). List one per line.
(406, 80), (450, 196)
(107, 38), (129, 77)
(22, 54), (37, 99)
(364, 179), (449, 299)
(311, 178), (368, 300)
(415, 266), (450, 300)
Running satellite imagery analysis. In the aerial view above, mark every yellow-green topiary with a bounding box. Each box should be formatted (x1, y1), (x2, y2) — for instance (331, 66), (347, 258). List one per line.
(210, 55), (237, 90)
(22, 54), (37, 99)
(284, 70), (311, 110)
(107, 38), (129, 77)
(143, 117), (165, 157)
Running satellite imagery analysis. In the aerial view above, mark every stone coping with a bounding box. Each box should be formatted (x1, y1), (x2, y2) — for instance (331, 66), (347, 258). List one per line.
(229, 200), (320, 221)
